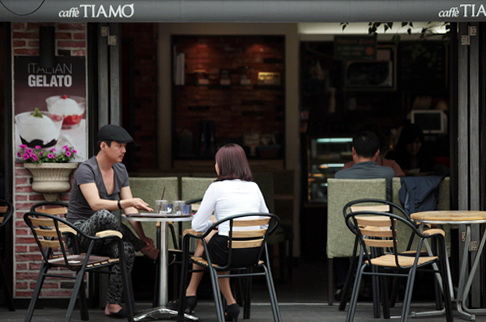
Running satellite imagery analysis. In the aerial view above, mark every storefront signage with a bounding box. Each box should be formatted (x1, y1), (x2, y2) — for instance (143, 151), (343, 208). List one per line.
(58, 3), (135, 19)
(27, 63), (74, 87)
(1, 1), (486, 22)
(438, 3), (486, 17)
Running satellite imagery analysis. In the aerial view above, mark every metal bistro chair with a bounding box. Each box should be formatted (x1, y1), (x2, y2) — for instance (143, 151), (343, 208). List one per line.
(176, 213), (282, 322)
(23, 212), (135, 322)
(339, 199), (433, 312)
(30, 201), (69, 217)
(0, 200), (15, 311)
(344, 210), (453, 322)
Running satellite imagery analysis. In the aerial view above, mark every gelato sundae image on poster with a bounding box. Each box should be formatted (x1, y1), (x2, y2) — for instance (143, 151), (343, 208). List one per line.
(14, 56), (87, 161)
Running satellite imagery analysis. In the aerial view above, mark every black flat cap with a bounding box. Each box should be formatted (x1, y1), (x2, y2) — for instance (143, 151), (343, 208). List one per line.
(97, 124), (133, 143)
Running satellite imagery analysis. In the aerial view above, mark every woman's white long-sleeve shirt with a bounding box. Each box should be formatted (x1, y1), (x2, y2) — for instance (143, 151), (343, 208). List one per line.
(191, 179), (269, 236)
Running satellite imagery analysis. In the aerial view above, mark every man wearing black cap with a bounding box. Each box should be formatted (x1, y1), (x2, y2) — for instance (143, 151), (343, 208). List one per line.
(67, 124), (158, 318)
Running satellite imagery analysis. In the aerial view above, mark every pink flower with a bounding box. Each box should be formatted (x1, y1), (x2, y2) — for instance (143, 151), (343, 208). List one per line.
(72, 149), (77, 154)
(48, 153), (55, 159)
(19, 144), (27, 149)
(65, 151), (71, 157)
(23, 153), (30, 160)
(31, 155), (38, 162)
(26, 149), (32, 153)
(62, 145), (69, 150)
(16, 152), (21, 157)
(50, 148), (56, 152)
(35, 145), (41, 149)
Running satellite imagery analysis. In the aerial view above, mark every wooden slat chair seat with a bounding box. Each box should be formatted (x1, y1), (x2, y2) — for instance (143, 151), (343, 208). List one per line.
(191, 256), (265, 267)
(368, 254), (438, 267)
(344, 210), (453, 322)
(176, 213), (282, 322)
(0, 200), (15, 311)
(24, 212), (135, 322)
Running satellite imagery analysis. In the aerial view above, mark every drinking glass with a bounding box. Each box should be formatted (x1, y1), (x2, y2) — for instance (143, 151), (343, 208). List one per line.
(173, 200), (185, 216)
(155, 200), (171, 214)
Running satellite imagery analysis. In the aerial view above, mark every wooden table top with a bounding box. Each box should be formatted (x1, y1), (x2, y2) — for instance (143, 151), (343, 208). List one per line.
(411, 210), (486, 222)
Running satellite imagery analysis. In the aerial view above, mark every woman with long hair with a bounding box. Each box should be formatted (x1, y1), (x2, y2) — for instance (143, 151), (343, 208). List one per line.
(169, 143), (269, 321)
(387, 123), (435, 175)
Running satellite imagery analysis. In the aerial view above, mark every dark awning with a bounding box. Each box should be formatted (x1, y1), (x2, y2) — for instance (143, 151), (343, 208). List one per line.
(1, 1), (485, 22)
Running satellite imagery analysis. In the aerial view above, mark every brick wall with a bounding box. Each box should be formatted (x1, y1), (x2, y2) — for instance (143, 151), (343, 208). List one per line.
(12, 22), (86, 298)
(121, 23), (157, 171)
(173, 35), (285, 158)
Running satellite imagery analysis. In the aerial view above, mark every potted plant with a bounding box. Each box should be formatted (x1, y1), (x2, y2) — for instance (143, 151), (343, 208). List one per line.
(18, 144), (78, 201)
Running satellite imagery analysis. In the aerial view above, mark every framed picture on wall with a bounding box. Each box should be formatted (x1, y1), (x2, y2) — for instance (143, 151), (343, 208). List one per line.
(343, 45), (396, 91)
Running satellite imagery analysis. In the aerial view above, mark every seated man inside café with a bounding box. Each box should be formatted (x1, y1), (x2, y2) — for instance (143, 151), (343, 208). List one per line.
(332, 130), (395, 300)
(66, 124), (159, 318)
(343, 125), (404, 177)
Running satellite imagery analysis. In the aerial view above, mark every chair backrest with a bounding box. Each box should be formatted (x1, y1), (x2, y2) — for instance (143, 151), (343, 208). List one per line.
(129, 177), (179, 244)
(24, 212), (81, 269)
(0, 200), (14, 228)
(181, 177), (215, 201)
(206, 213), (280, 269)
(253, 172), (275, 213)
(327, 178), (387, 258)
(344, 211), (426, 269)
(343, 198), (418, 253)
(30, 201), (69, 217)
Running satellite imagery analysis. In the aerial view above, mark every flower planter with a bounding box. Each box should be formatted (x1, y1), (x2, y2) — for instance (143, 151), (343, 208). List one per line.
(24, 163), (78, 201)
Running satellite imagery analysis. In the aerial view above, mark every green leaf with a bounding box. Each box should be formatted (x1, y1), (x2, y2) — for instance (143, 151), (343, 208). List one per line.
(31, 107), (43, 118)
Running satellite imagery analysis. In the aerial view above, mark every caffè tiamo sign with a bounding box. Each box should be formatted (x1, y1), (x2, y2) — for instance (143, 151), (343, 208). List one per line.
(58, 3), (134, 18)
(438, 3), (486, 18)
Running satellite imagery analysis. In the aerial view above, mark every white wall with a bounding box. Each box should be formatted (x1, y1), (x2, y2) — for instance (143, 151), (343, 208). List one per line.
(157, 23), (301, 255)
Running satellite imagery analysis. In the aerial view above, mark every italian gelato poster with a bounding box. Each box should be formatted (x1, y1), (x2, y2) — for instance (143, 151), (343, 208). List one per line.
(14, 56), (87, 162)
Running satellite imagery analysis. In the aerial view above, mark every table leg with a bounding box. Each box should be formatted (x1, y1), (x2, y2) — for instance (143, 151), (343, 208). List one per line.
(454, 225), (476, 321)
(460, 226), (486, 316)
(410, 238), (446, 318)
(411, 225), (474, 320)
(134, 222), (198, 322)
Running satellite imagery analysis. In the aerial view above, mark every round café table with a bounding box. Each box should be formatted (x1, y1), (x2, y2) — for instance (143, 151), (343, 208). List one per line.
(123, 213), (198, 321)
(411, 210), (486, 321)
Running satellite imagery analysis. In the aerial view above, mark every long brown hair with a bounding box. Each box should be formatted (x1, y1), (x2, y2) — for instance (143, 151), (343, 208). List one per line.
(215, 143), (253, 181)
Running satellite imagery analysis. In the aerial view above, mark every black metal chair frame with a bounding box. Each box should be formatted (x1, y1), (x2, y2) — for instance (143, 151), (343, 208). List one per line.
(30, 201), (69, 214)
(23, 212), (135, 322)
(176, 213), (282, 322)
(0, 200), (15, 311)
(339, 199), (412, 313)
(344, 210), (453, 322)
(339, 199), (442, 315)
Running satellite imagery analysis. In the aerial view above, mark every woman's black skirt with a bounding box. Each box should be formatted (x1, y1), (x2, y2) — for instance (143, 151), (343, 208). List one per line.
(202, 234), (261, 268)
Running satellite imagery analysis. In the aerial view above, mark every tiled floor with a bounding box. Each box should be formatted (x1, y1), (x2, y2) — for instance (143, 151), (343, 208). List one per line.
(2, 260), (486, 321)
